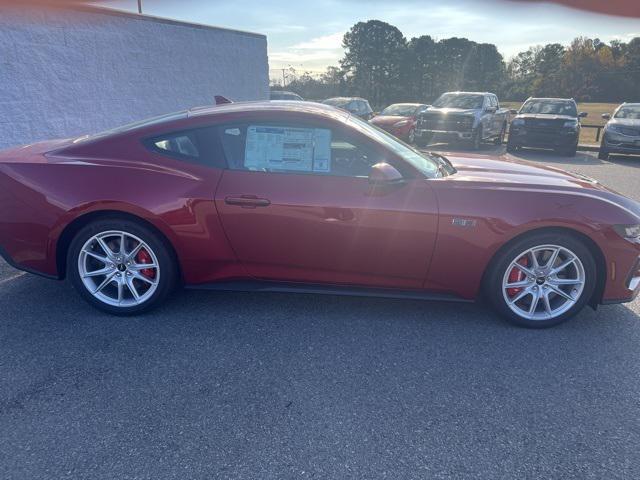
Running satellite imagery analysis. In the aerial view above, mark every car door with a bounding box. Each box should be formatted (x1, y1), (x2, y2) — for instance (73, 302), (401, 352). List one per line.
(214, 118), (439, 290)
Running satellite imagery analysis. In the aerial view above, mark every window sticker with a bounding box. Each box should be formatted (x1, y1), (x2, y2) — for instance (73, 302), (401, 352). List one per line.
(244, 126), (331, 173)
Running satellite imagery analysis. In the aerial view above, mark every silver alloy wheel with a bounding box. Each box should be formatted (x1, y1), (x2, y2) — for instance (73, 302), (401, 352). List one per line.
(78, 230), (160, 307)
(502, 244), (586, 321)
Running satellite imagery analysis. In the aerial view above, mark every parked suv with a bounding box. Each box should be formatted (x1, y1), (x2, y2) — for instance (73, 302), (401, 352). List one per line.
(322, 97), (374, 120)
(507, 97), (586, 157)
(599, 103), (640, 160)
(415, 92), (509, 149)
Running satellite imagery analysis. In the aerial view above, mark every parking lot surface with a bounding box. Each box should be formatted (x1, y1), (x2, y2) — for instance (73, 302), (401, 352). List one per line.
(1, 148), (639, 479)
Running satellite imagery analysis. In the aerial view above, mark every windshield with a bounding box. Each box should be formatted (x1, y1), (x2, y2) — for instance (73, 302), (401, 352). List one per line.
(347, 115), (443, 178)
(520, 100), (577, 116)
(380, 104), (420, 116)
(433, 93), (483, 109)
(615, 105), (640, 120)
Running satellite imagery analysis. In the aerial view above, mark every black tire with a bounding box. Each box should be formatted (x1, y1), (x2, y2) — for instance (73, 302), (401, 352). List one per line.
(598, 144), (609, 160)
(506, 140), (518, 154)
(485, 231), (597, 328)
(67, 218), (177, 315)
(556, 144), (578, 157)
(493, 123), (507, 145)
(471, 126), (482, 150)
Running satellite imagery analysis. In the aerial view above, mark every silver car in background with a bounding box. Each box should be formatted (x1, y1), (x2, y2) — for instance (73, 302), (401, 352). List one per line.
(599, 103), (640, 160)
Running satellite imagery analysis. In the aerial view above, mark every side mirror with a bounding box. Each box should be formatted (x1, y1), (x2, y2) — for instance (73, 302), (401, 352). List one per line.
(368, 162), (404, 185)
(578, 112), (588, 118)
(602, 113), (611, 120)
(509, 109), (518, 115)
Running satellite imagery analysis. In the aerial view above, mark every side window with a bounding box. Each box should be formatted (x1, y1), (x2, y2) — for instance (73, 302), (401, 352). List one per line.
(153, 132), (200, 158)
(146, 126), (226, 168)
(220, 123), (381, 178)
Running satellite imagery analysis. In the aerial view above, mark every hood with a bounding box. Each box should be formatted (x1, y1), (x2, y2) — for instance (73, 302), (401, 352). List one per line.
(446, 153), (612, 192)
(370, 115), (411, 126)
(515, 114), (576, 122)
(443, 153), (640, 220)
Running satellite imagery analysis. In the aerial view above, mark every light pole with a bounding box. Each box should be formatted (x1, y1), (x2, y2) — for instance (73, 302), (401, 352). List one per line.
(137, 0), (142, 14)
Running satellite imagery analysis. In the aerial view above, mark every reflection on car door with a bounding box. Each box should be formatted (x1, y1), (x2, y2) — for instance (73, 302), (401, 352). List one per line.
(214, 120), (439, 290)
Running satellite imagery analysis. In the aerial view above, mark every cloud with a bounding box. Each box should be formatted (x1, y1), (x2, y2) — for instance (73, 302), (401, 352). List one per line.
(291, 32), (343, 50)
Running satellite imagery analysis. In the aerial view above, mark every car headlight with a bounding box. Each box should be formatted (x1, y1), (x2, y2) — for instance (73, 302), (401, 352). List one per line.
(511, 119), (525, 127)
(614, 224), (640, 244)
(607, 124), (622, 134)
(394, 120), (409, 127)
(563, 120), (579, 129)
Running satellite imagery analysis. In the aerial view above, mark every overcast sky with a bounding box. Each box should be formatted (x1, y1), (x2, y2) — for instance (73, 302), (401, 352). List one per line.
(104, 0), (640, 76)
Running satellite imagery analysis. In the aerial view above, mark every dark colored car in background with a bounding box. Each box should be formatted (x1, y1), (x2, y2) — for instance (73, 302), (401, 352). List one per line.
(415, 92), (509, 149)
(1, 101), (640, 328)
(599, 103), (640, 160)
(322, 97), (374, 120)
(507, 97), (587, 156)
(270, 90), (303, 101)
(369, 103), (430, 143)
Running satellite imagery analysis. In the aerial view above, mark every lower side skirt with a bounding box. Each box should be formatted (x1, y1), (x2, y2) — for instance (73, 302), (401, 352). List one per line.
(186, 280), (471, 303)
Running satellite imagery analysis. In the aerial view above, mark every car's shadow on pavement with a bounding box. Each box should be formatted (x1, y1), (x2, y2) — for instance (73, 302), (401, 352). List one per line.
(1, 270), (640, 477)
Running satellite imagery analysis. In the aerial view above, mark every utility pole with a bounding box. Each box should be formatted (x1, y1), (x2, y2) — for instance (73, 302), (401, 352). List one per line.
(137, 0), (142, 14)
(281, 68), (287, 88)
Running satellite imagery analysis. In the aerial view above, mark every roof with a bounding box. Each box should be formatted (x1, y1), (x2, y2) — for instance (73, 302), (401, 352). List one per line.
(323, 97), (367, 102)
(526, 97), (576, 102)
(188, 100), (350, 119)
(66, 5), (265, 39)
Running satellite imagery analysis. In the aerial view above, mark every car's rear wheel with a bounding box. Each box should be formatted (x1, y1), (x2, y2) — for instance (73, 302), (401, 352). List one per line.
(68, 218), (177, 315)
(486, 232), (597, 328)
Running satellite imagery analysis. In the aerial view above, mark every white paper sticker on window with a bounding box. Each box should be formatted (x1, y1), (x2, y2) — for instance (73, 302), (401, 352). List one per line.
(244, 126), (331, 173)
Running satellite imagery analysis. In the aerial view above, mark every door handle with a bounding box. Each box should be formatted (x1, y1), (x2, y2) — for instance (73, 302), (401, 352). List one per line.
(225, 195), (271, 208)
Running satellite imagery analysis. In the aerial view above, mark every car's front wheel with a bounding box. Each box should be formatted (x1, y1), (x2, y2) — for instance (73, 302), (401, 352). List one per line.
(67, 218), (177, 315)
(471, 126), (483, 150)
(486, 232), (597, 328)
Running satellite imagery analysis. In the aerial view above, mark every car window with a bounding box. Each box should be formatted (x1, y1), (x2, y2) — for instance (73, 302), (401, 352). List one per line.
(153, 133), (200, 158)
(614, 105), (640, 119)
(520, 100), (577, 116)
(145, 126), (227, 167)
(433, 93), (484, 109)
(220, 123), (382, 178)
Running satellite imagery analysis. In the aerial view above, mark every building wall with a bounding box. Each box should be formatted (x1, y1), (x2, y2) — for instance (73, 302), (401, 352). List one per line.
(0, 6), (269, 149)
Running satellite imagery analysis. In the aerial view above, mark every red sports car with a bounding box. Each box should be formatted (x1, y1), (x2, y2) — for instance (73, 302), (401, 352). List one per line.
(369, 103), (429, 143)
(1, 101), (639, 327)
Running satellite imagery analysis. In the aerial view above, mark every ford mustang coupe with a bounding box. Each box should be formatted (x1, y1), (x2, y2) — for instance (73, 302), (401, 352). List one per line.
(0, 101), (639, 328)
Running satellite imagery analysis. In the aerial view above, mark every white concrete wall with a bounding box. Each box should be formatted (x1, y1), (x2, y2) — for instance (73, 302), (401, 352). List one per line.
(0, 6), (269, 149)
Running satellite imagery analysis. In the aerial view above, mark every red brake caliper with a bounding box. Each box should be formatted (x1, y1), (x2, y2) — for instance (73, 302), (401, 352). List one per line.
(136, 248), (156, 279)
(507, 256), (529, 297)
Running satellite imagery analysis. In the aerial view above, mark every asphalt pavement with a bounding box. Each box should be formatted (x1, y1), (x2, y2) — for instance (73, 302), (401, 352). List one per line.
(1, 147), (639, 479)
